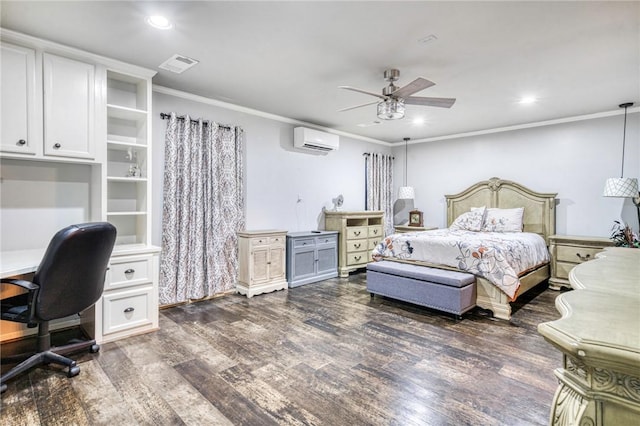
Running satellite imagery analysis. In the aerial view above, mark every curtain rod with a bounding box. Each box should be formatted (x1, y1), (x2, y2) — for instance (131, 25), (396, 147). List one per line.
(160, 112), (232, 130)
(363, 152), (395, 159)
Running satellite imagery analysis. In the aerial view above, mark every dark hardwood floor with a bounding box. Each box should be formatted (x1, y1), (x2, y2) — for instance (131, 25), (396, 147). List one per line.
(0, 274), (562, 425)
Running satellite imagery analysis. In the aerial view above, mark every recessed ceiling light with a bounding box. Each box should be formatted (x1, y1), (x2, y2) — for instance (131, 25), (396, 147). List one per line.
(518, 96), (538, 105)
(146, 15), (173, 30)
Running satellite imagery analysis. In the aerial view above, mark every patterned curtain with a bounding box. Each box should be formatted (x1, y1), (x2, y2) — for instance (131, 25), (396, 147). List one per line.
(160, 113), (245, 305)
(365, 153), (394, 236)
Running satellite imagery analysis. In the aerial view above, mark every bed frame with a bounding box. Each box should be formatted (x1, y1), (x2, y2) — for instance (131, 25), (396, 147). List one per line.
(398, 177), (557, 320)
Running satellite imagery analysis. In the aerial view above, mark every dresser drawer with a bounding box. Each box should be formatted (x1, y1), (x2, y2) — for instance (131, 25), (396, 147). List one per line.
(102, 285), (153, 335)
(346, 240), (367, 252)
(369, 238), (381, 250)
(556, 245), (603, 264)
(107, 255), (153, 290)
(315, 234), (337, 246)
(368, 225), (383, 238)
(346, 226), (367, 240)
(346, 251), (368, 266)
(293, 237), (315, 248)
(249, 236), (282, 247)
(555, 261), (575, 280)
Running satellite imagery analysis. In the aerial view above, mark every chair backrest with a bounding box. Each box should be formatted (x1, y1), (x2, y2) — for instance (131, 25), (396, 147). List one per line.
(33, 222), (117, 321)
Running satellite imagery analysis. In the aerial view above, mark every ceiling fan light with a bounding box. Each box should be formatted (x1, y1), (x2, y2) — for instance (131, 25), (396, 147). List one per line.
(377, 99), (405, 120)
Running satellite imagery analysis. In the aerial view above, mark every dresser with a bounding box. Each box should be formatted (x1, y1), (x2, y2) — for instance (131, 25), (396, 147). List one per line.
(237, 230), (288, 298)
(538, 248), (640, 426)
(324, 211), (384, 278)
(548, 235), (614, 290)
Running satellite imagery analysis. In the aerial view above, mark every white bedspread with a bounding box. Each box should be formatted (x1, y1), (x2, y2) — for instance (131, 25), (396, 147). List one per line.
(371, 229), (549, 300)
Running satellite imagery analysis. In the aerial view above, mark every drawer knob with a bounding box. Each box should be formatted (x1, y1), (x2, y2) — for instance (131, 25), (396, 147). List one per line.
(17, 139), (26, 146)
(354, 231), (361, 236)
(53, 143), (61, 149)
(355, 255), (361, 261)
(124, 268), (135, 274)
(373, 229), (378, 235)
(124, 307), (135, 313)
(576, 253), (591, 261)
(354, 243), (361, 249)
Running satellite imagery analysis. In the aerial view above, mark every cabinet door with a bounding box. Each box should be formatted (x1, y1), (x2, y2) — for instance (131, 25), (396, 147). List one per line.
(317, 245), (337, 275)
(291, 246), (316, 281)
(268, 245), (285, 281)
(43, 53), (95, 158)
(1, 43), (38, 155)
(251, 246), (270, 284)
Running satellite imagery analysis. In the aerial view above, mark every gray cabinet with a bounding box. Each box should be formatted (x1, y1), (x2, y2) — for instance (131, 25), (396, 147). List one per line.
(286, 231), (338, 288)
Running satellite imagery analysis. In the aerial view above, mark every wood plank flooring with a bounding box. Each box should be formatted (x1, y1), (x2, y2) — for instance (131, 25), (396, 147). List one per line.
(0, 274), (562, 425)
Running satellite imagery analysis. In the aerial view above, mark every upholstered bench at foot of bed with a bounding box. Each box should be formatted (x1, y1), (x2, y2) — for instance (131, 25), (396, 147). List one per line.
(366, 261), (477, 316)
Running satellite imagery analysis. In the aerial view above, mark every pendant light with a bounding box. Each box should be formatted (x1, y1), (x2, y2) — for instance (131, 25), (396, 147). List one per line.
(603, 102), (640, 228)
(398, 137), (414, 199)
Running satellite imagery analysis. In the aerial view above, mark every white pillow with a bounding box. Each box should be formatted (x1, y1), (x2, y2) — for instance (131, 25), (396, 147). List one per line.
(449, 206), (486, 232)
(481, 207), (524, 232)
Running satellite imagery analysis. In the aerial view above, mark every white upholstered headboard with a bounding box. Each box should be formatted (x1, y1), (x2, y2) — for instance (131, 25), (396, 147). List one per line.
(445, 177), (557, 244)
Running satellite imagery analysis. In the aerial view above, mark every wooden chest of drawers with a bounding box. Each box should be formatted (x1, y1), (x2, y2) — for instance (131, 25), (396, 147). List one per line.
(324, 210), (384, 277)
(548, 235), (614, 290)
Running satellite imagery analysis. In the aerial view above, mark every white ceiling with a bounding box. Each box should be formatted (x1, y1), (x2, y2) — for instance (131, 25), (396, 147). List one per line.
(2, 1), (639, 143)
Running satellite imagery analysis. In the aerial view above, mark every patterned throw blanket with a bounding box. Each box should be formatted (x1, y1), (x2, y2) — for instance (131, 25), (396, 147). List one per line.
(371, 229), (549, 300)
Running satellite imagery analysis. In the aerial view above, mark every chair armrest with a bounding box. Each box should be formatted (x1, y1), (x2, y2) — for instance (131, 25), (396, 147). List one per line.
(0, 278), (40, 291)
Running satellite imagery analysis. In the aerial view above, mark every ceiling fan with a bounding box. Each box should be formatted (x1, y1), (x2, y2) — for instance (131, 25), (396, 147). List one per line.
(339, 69), (456, 120)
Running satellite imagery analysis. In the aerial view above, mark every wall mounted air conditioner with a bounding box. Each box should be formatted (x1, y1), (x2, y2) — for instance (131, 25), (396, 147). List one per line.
(294, 127), (339, 154)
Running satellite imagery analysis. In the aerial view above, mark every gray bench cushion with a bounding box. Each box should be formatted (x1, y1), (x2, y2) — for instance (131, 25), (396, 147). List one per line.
(366, 261), (475, 288)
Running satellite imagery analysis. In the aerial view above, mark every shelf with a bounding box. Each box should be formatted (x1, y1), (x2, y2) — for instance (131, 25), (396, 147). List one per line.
(107, 176), (147, 183)
(107, 140), (148, 149)
(107, 104), (147, 121)
(107, 211), (147, 216)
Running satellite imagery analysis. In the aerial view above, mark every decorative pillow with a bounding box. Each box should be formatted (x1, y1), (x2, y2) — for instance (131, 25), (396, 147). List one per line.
(481, 207), (524, 232)
(449, 206), (486, 232)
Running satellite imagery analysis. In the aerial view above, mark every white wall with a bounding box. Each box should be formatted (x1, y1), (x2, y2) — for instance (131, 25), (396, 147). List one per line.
(393, 112), (640, 237)
(151, 91), (391, 246)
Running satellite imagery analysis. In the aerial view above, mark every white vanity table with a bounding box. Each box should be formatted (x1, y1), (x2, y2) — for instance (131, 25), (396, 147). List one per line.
(538, 248), (640, 425)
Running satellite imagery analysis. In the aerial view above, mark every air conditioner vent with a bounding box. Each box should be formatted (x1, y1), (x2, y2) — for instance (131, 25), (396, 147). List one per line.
(158, 54), (199, 74)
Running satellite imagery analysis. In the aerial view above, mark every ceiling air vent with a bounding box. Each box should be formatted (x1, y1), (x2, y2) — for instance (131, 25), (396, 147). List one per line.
(158, 54), (199, 74)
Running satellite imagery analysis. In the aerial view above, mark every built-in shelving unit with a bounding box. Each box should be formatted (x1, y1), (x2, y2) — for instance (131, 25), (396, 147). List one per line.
(0, 29), (160, 345)
(105, 70), (151, 251)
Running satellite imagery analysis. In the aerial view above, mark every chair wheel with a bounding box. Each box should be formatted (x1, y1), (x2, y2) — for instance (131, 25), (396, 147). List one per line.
(1, 383), (7, 393)
(89, 344), (100, 353)
(67, 365), (80, 378)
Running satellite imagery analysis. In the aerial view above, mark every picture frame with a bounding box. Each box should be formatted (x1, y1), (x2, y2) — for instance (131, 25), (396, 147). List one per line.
(409, 209), (423, 227)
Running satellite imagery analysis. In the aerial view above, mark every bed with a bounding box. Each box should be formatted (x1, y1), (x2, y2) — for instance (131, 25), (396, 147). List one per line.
(371, 177), (557, 320)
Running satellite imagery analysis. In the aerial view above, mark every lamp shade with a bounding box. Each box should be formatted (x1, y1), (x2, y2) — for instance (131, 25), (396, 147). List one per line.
(398, 186), (415, 200)
(603, 177), (639, 198)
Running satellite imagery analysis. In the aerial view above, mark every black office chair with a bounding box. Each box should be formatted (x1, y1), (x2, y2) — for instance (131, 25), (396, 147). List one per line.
(0, 222), (116, 393)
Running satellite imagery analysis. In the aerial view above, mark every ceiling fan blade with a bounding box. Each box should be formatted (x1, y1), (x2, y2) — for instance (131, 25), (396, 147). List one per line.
(391, 77), (435, 99)
(405, 96), (456, 108)
(338, 100), (380, 112)
(339, 86), (387, 100)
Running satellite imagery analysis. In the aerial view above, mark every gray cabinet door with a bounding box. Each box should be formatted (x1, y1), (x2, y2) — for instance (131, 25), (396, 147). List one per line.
(317, 245), (337, 275)
(292, 246), (316, 281)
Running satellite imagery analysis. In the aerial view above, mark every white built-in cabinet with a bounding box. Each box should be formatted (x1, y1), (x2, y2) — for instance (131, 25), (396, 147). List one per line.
(43, 53), (95, 159)
(0, 42), (39, 155)
(0, 29), (159, 345)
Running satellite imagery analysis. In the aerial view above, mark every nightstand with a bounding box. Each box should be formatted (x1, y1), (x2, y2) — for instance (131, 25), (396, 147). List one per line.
(394, 225), (437, 233)
(548, 235), (614, 290)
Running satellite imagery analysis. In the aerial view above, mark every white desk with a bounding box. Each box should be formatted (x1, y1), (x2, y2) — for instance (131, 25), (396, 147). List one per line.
(0, 249), (45, 278)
